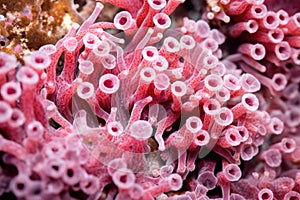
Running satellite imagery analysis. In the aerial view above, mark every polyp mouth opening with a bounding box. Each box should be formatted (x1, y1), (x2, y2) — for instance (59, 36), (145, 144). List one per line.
(103, 79), (114, 89)
(119, 17), (127, 25)
(158, 18), (166, 25)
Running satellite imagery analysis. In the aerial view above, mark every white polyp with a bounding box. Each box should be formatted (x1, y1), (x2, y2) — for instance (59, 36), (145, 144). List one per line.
(246, 20), (258, 34)
(112, 169), (135, 189)
(269, 117), (284, 135)
(129, 184), (143, 200)
(107, 158), (127, 176)
(203, 99), (221, 115)
(186, 116), (203, 133)
(167, 174), (183, 191)
(196, 20), (210, 39)
(271, 73), (287, 91)
(142, 46), (159, 62)
(79, 60), (94, 75)
(268, 29), (284, 43)
(154, 73), (170, 90)
(140, 67), (156, 82)
(83, 33), (100, 49)
(210, 29), (226, 45)
(0, 101), (13, 123)
(163, 37), (180, 53)
(203, 54), (218, 69)
(224, 128), (242, 146)
(26, 120), (44, 138)
(107, 121), (124, 137)
(63, 37), (78, 52)
(153, 55), (169, 71)
(238, 43), (265, 60)
(236, 126), (249, 142)
(251, 44), (266, 60)
(10, 175), (30, 197)
(46, 178), (64, 194)
(283, 110), (300, 127)
(256, 124), (266, 136)
(277, 9), (289, 25)
(241, 143), (256, 161)
(93, 40), (110, 57)
(148, 0), (166, 10)
(8, 108), (25, 128)
(16, 67), (39, 85)
(202, 38), (218, 52)
(223, 74), (241, 91)
(130, 120), (153, 140)
(258, 188), (273, 200)
(292, 49), (300, 65)
(211, 62), (226, 76)
(223, 164), (242, 182)
(182, 17), (197, 33)
(171, 81), (187, 97)
(24, 51), (51, 70)
(281, 138), (296, 153)
(207, 12), (214, 20)
(240, 73), (261, 93)
(153, 13), (171, 29)
(102, 54), (116, 69)
(215, 48), (223, 59)
(0, 52), (17, 74)
(1, 81), (22, 103)
(250, 4), (267, 19)
(180, 35), (195, 50)
(284, 191), (300, 200)
(215, 107), (234, 126)
(113, 11), (133, 30)
(216, 87), (230, 102)
(282, 83), (299, 99)
(275, 41), (291, 61)
(99, 74), (120, 94)
(289, 13), (300, 30)
(242, 93), (259, 112)
(39, 44), (57, 55)
(263, 11), (279, 29)
(204, 74), (223, 91)
(195, 130), (210, 146)
(263, 148), (282, 167)
(80, 175), (98, 194)
(77, 82), (94, 99)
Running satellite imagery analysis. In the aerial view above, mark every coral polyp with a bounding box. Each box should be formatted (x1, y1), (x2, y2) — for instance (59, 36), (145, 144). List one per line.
(0, 0), (300, 199)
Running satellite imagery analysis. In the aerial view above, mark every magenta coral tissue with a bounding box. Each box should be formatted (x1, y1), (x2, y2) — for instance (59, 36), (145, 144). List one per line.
(0, 0), (300, 199)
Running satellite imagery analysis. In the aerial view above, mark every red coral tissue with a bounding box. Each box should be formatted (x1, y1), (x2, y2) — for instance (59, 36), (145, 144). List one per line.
(0, 0), (300, 199)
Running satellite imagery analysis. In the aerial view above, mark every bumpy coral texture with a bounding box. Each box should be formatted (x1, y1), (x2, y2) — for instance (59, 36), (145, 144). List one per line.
(0, 0), (299, 199)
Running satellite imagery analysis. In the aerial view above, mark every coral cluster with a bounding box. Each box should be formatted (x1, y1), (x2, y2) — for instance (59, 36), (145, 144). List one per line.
(0, 0), (300, 199)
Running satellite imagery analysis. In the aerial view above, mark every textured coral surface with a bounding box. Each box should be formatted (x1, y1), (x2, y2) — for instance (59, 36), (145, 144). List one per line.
(0, 0), (300, 199)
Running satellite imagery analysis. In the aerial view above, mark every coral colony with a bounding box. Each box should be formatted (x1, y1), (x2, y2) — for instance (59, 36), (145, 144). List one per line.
(1, 0), (300, 199)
